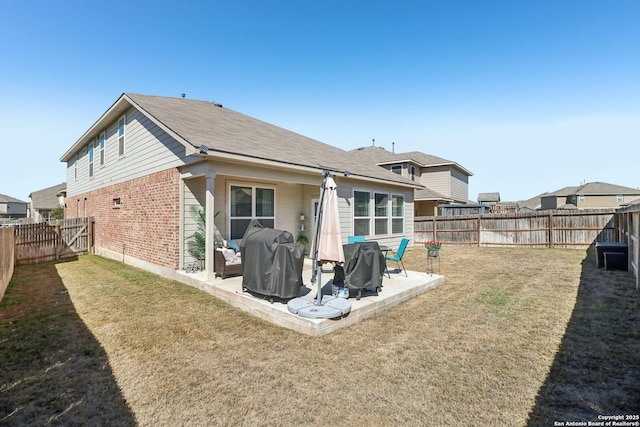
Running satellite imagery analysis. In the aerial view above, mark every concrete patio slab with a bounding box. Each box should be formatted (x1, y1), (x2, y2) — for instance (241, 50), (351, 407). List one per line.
(176, 262), (444, 336)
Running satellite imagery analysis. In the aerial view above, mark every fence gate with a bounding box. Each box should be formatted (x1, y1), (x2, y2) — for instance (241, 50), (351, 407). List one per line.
(14, 217), (94, 264)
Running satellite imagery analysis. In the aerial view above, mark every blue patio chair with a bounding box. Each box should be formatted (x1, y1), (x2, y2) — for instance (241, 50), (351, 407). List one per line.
(348, 235), (365, 244)
(385, 237), (409, 277)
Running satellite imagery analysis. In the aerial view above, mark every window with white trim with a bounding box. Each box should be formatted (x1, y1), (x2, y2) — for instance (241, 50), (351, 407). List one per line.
(392, 195), (404, 233)
(118, 115), (126, 156)
(374, 193), (389, 235)
(409, 166), (416, 181)
(353, 190), (371, 236)
(353, 190), (405, 236)
(73, 155), (78, 180)
(391, 165), (402, 175)
(229, 185), (275, 239)
(617, 194), (623, 202)
(99, 131), (105, 166)
(88, 140), (95, 177)
(578, 195), (585, 204)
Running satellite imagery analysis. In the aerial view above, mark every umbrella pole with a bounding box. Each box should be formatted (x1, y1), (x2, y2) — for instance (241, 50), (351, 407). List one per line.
(310, 171), (329, 305)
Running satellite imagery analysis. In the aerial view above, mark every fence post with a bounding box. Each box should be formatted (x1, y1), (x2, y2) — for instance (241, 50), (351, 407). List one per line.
(432, 217), (436, 242)
(549, 211), (554, 248)
(55, 223), (61, 260)
(477, 215), (481, 247)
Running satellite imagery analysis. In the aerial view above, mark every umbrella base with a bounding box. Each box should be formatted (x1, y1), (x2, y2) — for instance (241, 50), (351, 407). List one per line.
(287, 296), (351, 319)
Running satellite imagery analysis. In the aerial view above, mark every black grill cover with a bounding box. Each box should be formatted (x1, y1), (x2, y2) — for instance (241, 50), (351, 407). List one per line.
(342, 242), (385, 290)
(239, 220), (304, 299)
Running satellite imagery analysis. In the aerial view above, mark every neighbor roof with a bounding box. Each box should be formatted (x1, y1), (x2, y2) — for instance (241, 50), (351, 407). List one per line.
(573, 182), (640, 195)
(477, 192), (500, 203)
(29, 182), (66, 210)
(348, 146), (473, 177)
(62, 93), (422, 189)
(414, 188), (453, 202)
(0, 194), (28, 204)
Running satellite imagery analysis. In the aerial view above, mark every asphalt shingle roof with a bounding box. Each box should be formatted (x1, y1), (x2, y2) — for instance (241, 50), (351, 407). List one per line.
(29, 182), (66, 210)
(347, 146), (472, 176)
(125, 94), (421, 188)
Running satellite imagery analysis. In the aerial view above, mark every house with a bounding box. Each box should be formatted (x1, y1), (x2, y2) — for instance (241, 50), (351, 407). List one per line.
(440, 203), (491, 217)
(0, 194), (28, 221)
(477, 192), (500, 206)
(348, 146), (472, 216)
(528, 182), (640, 211)
(565, 182), (640, 209)
(60, 93), (422, 279)
(28, 182), (66, 222)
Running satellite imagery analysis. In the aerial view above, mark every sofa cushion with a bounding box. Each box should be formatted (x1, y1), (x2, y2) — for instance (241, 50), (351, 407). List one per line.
(220, 247), (241, 265)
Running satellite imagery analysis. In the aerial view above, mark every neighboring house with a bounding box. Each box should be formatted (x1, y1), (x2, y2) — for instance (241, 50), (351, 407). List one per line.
(476, 192), (518, 214)
(522, 182), (640, 211)
(440, 203), (491, 217)
(477, 192), (500, 206)
(539, 186), (580, 210)
(28, 182), (66, 222)
(0, 194), (28, 220)
(348, 146), (472, 216)
(60, 93), (422, 279)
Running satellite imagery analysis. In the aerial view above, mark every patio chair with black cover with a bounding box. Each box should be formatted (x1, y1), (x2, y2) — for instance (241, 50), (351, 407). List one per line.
(342, 241), (386, 300)
(385, 237), (409, 277)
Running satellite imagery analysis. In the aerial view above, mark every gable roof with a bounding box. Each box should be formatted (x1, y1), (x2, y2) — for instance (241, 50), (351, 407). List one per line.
(573, 182), (640, 195)
(0, 194), (28, 204)
(29, 182), (66, 210)
(62, 93), (422, 189)
(348, 146), (473, 176)
(477, 192), (500, 203)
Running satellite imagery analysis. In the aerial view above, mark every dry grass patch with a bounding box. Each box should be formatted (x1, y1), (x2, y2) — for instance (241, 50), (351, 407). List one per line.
(2, 246), (638, 426)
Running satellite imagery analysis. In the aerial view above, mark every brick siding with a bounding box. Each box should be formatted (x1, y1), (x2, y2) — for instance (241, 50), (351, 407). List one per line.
(65, 169), (181, 269)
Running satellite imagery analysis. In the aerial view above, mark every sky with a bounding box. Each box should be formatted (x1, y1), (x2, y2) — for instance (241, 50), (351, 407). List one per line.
(1, 0), (638, 203)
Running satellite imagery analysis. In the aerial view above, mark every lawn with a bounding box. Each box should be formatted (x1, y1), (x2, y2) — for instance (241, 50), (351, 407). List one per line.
(1, 246), (638, 426)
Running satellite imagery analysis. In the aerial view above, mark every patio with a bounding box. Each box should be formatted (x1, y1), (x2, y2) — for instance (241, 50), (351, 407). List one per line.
(177, 261), (444, 336)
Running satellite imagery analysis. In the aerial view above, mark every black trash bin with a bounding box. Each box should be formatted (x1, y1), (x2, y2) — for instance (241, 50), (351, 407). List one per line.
(595, 242), (628, 271)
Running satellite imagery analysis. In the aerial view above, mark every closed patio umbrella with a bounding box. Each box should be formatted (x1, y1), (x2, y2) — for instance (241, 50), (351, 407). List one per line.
(317, 176), (344, 265)
(287, 171), (351, 318)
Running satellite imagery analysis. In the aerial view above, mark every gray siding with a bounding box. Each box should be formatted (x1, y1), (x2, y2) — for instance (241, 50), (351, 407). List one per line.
(450, 167), (469, 202)
(66, 107), (189, 197)
(419, 167), (450, 197)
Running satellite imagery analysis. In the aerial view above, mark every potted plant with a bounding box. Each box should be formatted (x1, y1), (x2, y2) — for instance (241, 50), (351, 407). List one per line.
(186, 207), (223, 269)
(425, 240), (442, 257)
(296, 234), (309, 254)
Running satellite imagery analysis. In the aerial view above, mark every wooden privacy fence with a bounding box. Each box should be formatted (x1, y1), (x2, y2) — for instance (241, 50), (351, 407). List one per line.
(415, 209), (616, 249)
(0, 226), (15, 301)
(616, 202), (640, 289)
(14, 217), (94, 265)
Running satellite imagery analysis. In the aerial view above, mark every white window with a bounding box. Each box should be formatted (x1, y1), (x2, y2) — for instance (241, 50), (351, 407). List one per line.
(118, 115), (126, 156)
(392, 195), (404, 233)
(73, 155), (78, 180)
(88, 140), (95, 178)
(353, 190), (371, 236)
(354, 190), (405, 236)
(409, 166), (416, 181)
(99, 131), (106, 166)
(617, 194), (623, 202)
(229, 185), (275, 239)
(374, 193), (388, 235)
(578, 195), (585, 204)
